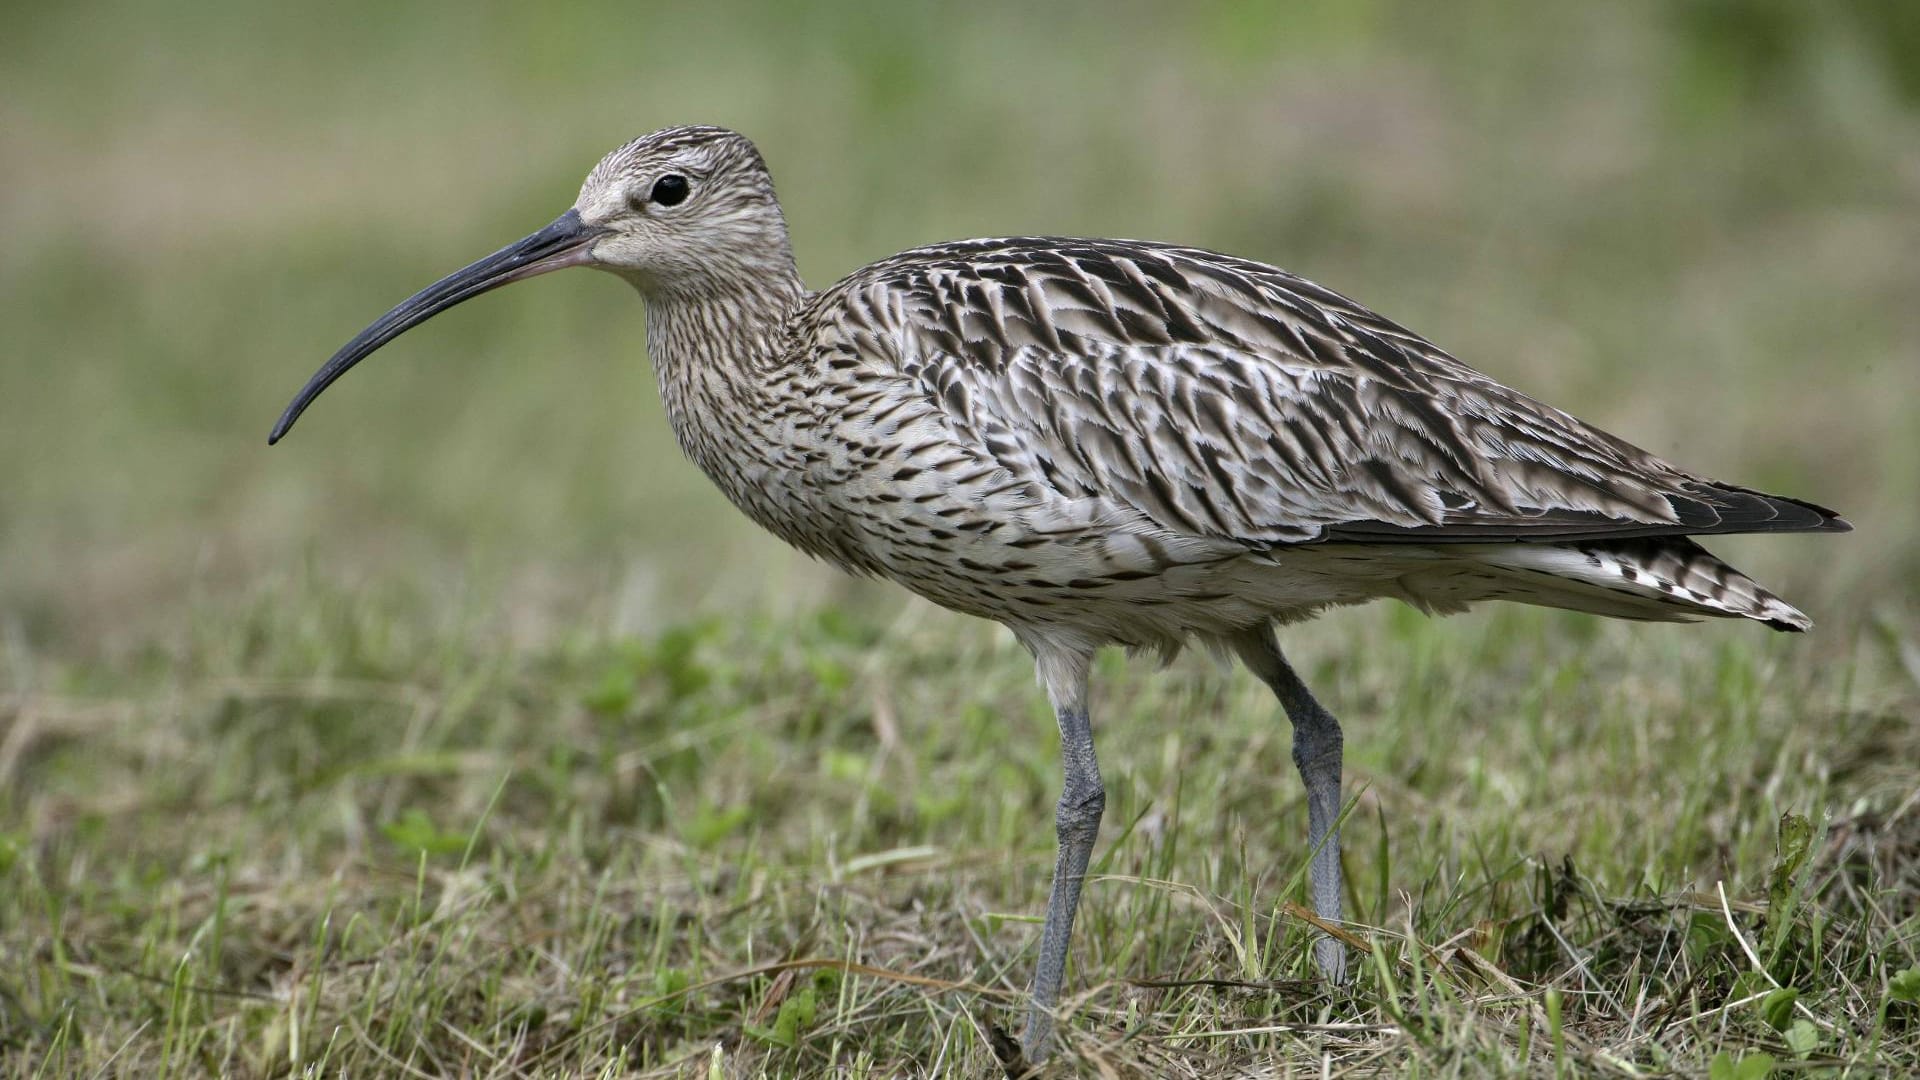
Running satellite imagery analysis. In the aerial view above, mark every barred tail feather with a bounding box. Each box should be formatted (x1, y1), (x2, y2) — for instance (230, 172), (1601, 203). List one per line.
(1461, 537), (1813, 631)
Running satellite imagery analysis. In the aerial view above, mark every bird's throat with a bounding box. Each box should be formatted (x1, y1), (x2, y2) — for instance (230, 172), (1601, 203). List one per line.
(637, 279), (852, 562)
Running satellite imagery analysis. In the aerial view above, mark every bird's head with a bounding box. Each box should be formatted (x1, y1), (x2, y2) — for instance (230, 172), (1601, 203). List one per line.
(574, 125), (793, 294)
(267, 125), (790, 444)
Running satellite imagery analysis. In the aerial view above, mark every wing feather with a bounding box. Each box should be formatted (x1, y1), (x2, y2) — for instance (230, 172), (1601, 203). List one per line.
(822, 237), (1847, 547)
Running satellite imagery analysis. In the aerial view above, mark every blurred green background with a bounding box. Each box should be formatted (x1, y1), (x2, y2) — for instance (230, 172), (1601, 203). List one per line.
(4, 0), (1916, 651)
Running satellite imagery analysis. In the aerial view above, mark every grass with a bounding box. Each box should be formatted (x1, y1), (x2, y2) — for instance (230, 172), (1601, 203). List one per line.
(3, 588), (1917, 1075)
(4, 1), (1919, 1075)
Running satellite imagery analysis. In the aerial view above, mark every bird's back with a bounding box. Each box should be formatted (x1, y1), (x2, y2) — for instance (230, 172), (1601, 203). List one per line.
(786, 235), (1843, 640)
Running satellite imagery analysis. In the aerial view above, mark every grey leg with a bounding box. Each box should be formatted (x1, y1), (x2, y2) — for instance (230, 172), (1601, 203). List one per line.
(1232, 626), (1348, 982)
(1019, 643), (1102, 1063)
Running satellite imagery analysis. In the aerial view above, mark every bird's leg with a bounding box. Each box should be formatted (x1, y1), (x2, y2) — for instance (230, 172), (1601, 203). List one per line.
(1232, 626), (1348, 982)
(1020, 643), (1102, 1063)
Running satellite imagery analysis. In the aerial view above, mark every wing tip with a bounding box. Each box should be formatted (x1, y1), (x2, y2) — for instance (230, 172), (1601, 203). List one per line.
(1681, 485), (1851, 537)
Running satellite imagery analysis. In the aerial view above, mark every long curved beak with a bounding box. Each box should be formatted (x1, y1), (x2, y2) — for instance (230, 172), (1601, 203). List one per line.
(268, 208), (610, 444)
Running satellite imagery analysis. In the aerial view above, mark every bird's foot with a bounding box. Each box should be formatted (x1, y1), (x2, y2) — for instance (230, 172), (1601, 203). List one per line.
(990, 1020), (1041, 1078)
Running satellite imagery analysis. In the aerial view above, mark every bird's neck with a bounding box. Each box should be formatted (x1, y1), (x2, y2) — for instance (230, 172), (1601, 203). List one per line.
(635, 266), (849, 557)
(643, 270), (803, 368)
(639, 266), (807, 432)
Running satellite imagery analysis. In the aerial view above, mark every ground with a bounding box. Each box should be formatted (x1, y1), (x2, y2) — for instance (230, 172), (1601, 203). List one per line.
(3, 2), (1918, 1076)
(5, 592), (1918, 1076)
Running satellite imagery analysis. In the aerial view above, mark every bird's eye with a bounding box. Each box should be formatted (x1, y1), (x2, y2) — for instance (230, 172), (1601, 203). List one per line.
(650, 174), (691, 207)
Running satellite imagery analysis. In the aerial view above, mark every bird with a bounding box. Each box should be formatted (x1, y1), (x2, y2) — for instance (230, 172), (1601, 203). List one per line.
(269, 124), (1849, 1063)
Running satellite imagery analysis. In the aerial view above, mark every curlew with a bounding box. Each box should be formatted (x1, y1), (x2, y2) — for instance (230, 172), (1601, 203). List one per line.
(269, 125), (1848, 1061)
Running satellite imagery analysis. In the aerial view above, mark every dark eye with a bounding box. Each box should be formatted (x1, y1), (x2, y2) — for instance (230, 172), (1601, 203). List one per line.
(650, 174), (690, 207)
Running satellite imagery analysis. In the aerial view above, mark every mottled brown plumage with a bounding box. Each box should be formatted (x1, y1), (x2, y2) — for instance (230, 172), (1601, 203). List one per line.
(270, 125), (1848, 1062)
